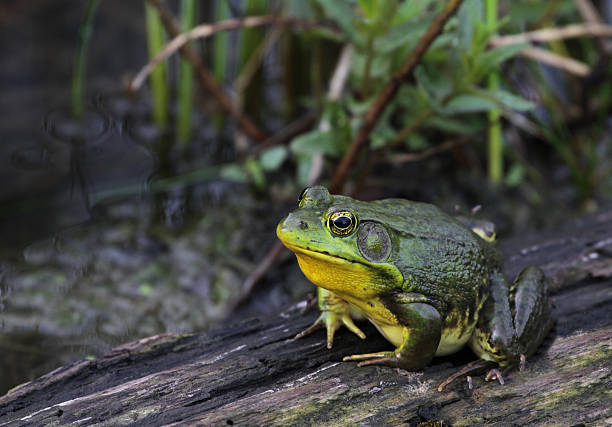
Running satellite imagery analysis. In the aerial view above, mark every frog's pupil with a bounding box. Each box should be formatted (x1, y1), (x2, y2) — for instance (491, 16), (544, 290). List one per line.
(334, 216), (351, 229)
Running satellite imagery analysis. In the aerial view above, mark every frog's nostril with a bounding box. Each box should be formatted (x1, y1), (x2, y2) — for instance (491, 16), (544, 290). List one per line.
(299, 221), (308, 230)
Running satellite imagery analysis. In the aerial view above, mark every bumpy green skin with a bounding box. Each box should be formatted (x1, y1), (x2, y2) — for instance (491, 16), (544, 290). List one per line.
(277, 186), (553, 373)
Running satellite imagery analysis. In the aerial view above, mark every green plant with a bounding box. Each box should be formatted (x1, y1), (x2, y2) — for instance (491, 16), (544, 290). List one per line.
(177, 0), (197, 144)
(145, 1), (169, 128)
(275, 0), (534, 187)
(71, 0), (99, 119)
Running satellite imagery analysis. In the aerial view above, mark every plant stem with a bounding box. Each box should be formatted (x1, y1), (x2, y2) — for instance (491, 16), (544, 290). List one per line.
(145, 2), (169, 128)
(362, 36), (374, 96)
(486, 0), (502, 184)
(212, 0), (231, 129)
(213, 0), (231, 83)
(177, 0), (196, 144)
(390, 108), (435, 147)
(329, 0), (465, 193)
(237, 0), (268, 120)
(71, 0), (99, 120)
(145, 0), (268, 142)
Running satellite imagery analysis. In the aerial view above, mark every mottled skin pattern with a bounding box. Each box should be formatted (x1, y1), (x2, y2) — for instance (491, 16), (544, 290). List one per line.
(277, 187), (553, 389)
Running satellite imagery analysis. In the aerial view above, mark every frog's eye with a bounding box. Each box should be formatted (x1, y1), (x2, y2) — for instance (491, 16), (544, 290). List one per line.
(328, 211), (356, 236)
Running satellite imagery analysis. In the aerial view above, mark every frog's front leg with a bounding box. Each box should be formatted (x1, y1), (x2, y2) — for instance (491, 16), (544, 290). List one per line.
(295, 287), (366, 348)
(343, 296), (441, 371)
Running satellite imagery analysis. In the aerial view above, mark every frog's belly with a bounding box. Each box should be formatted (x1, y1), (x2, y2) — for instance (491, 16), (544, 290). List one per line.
(368, 320), (474, 357)
(436, 327), (474, 356)
(346, 296), (476, 357)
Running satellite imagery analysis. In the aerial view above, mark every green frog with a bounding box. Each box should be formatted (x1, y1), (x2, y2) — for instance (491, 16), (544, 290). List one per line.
(276, 186), (553, 390)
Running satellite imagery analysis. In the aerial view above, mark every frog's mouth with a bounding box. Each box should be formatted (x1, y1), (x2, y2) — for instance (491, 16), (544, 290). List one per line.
(279, 241), (362, 267)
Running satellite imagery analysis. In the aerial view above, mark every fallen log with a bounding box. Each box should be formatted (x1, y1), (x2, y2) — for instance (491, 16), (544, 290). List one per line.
(1, 209), (611, 426)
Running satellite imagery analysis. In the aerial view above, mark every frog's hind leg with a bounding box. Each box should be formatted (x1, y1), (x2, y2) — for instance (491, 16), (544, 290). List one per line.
(456, 266), (553, 391)
(510, 266), (554, 359)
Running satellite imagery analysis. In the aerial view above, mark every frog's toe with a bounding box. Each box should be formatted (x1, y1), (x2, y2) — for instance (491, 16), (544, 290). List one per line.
(295, 310), (365, 349)
(294, 316), (325, 340)
(340, 316), (366, 340)
(437, 359), (495, 392)
(485, 368), (505, 385)
(519, 354), (526, 372)
(343, 351), (398, 367)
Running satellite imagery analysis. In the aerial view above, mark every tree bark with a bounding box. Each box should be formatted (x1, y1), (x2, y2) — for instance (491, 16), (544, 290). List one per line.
(1, 210), (611, 426)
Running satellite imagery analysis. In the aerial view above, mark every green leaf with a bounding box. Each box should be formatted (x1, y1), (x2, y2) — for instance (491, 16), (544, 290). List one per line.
(370, 120), (396, 149)
(392, 0), (435, 25)
(295, 154), (312, 187)
(369, 55), (392, 79)
(476, 43), (527, 76)
(364, 0), (399, 37)
(285, 0), (315, 18)
(357, 0), (377, 20)
(377, 20), (427, 53)
(425, 116), (483, 134)
(245, 157), (266, 191)
(487, 89), (536, 111)
(406, 133), (429, 151)
(315, 0), (357, 36)
(457, 0), (483, 51)
(445, 94), (497, 113)
(290, 129), (341, 157)
(259, 146), (288, 171)
(220, 163), (249, 182)
(505, 163), (525, 187)
(415, 65), (451, 101)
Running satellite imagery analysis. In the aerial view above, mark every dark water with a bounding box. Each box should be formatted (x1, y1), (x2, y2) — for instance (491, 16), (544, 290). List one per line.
(0, 1), (152, 252)
(0, 1), (293, 394)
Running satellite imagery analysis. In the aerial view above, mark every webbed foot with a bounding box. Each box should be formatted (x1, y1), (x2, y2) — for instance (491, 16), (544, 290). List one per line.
(294, 310), (366, 349)
(437, 356), (529, 391)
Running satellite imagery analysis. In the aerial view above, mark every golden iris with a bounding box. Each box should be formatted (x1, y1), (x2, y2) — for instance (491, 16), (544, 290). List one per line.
(329, 211), (356, 236)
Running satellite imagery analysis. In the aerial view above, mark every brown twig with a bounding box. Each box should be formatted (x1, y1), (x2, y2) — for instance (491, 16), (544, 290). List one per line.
(385, 138), (469, 164)
(520, 46), (591, 76)
(389, 109), (435, 147)
(130, 14), (335, 92)
(141, 0), (268, 142)
(235, 26), (282, 95)
(328, 0), (465, 194)
(240, 240), (287, 298)
(308, 44), (354, 186)
(251, 111), (318, 154)
(489, 23), (612, 47)
(488, 22), (612, 77)
(574, 0), (612, 53)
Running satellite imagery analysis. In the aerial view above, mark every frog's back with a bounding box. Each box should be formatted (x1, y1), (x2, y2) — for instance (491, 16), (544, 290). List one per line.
(357, 198), (484, 246)
(370, 199), (499, 355)
(356, 197), (494, 313)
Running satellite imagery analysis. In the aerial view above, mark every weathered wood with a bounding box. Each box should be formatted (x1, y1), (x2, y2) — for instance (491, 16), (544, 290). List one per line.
(1, 210), (611, 426)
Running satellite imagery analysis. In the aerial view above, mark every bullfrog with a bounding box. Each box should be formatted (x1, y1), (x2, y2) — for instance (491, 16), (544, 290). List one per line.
(276, 186), (553, 390)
